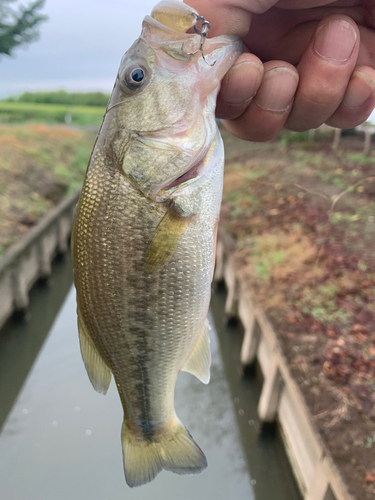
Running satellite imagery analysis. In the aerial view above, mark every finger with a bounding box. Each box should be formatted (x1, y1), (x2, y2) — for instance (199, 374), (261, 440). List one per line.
(357, 26), (375, 68)
(216, 53), (264, 120)
(327, 67), (375, 129)
(184, 0), (278, 36)
(222, 61), (299, 142)
(285, 15), (360, 132)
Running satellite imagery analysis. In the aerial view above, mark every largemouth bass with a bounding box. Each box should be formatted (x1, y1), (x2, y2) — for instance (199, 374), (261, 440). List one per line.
(72, 0), (241, 488)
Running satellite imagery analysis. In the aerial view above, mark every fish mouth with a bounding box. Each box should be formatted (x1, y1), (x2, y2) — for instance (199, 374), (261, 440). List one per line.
(200, 35), (243, 82)
(141, 14), (242, 76)
(142, 15), (200, 44)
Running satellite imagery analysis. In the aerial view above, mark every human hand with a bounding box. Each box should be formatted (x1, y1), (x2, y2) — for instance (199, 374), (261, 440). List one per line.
(186, 0), (375, 141)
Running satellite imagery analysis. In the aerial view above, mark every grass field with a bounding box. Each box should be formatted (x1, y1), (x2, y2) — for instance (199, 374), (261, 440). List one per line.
(0, 101), (106, 126)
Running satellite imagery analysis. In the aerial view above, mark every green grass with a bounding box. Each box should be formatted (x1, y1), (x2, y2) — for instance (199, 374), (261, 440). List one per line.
(0, 101), (106, 126)
(278, 130), (310, 145)
(347, 152), (375, 165)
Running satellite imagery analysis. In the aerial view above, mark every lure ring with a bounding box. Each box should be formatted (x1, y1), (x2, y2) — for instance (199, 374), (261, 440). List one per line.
(183, 14), (216, 66)
(193, 16), (211, 37)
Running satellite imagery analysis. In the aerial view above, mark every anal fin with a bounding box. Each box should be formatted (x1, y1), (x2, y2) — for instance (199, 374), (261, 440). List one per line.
(181, 320), (211, 384)
(78, 310), (112, 394)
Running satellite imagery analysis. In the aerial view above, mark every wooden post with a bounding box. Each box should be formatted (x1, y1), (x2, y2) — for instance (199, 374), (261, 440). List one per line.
(258, 356), (283, 422)
(239, 295), (260, 366)
(224, 259), (238, 319)
(308, 129), (316, 142)
(364, 127), (371, 156)
(65, 106), (72, 125)
(39, 238), (52, 279)
(12, 267), (29, 311)
(305, 461), (331, 500)
(332, 128), (341, 151)
(214, 240), (225, 282)
(57, 217), (69, 254)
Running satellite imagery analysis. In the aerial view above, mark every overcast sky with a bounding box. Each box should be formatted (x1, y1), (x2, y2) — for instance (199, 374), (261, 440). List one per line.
(0, 0), (157, 98)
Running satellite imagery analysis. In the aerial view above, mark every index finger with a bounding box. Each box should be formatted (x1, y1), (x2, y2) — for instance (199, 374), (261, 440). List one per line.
(184, 0), (278, 37)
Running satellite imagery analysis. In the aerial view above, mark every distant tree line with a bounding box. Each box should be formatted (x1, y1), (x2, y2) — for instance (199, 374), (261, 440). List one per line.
(5, 90), (110, 107)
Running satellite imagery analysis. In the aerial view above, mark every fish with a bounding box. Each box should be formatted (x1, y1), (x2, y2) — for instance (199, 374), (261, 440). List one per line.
(72, 0), (241, 488)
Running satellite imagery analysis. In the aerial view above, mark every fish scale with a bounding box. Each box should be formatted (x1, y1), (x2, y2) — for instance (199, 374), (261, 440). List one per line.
(72, 0), (241, 488)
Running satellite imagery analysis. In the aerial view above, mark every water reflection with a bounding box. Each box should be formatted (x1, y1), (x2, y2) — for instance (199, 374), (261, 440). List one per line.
(0, 254), (73, 429)
(210, 289), (302, 500)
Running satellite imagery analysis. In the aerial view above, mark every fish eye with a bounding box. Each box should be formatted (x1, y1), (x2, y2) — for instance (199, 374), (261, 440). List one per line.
(131, 68), (144, 83)
(122, 63), (148, 91)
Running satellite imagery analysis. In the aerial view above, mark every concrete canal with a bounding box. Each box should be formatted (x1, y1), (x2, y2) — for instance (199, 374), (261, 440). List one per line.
(0, 253), (301, 500)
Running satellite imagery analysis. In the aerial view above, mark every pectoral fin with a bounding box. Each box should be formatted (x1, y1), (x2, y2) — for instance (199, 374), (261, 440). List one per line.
(78, 310), (112, 394)
(144, 203), (193, 273)
(181, 320), (211, 384)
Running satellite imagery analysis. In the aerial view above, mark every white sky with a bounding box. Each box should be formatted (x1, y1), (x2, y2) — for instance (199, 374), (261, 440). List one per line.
(0, 0), (157, 98)
(0, 0), (374, 123)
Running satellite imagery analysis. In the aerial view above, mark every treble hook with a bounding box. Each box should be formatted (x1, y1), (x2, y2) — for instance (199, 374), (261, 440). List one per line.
(184, 14), (216, 66)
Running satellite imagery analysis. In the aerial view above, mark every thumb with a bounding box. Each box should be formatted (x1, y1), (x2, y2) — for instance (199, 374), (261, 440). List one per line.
(184, 0), (278, 37)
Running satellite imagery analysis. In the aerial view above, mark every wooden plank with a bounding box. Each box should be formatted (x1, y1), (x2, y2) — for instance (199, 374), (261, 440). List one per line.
(215, 231), (355, 500)
(258, 354), (283, 423)
(238, 294), (259, 366)
(224, 258), (238, 318)
(214, 240), (225, 282)
(0, 190), (80, 328)
(305, 460), (330, 500)
(279, 386), (321, 490)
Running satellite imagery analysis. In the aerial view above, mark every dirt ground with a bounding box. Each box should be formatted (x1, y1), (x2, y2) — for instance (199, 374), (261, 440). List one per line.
(0, 124), (96, 257)
(220, 127), (375, 500)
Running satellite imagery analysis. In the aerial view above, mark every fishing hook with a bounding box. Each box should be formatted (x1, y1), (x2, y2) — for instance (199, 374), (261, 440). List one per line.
(183, 14), (216, 67)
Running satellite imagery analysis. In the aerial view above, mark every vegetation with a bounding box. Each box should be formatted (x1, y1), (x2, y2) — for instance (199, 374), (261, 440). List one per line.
(0, 123), (96, 256)
(5, 90), (110, 107)
(0, 0), (47, 56)
(0, 101), (106, 126)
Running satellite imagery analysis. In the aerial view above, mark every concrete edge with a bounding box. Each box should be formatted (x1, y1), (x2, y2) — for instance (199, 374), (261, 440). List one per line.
(215, 229), (354, 500)
(0, 190), (80, 330)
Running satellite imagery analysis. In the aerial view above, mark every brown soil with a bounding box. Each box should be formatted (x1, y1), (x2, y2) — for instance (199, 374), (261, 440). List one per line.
(0, 124), (96, 256)
(220, 127), (375, 500)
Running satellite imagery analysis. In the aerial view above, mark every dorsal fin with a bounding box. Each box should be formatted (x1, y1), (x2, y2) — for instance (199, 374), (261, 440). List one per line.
(77, 310), (112, 394)
(181, 320), (211, 384)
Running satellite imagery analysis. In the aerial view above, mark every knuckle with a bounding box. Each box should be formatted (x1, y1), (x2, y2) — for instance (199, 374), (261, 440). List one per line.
(298, 81), (344, 108)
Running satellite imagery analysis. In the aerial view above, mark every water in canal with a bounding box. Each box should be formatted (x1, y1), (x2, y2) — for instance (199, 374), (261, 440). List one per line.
(0, 253), (301, 500)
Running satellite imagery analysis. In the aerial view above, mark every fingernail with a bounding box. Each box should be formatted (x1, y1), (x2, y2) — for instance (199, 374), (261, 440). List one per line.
(343, 71), (375, 109)
(222, 61), (263, 104)
(314, 20), (356, 63)
(254, 67), (298, 112)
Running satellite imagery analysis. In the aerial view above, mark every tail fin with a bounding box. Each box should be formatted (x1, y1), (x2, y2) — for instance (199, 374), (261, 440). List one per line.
(121, 418), (207, 488)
